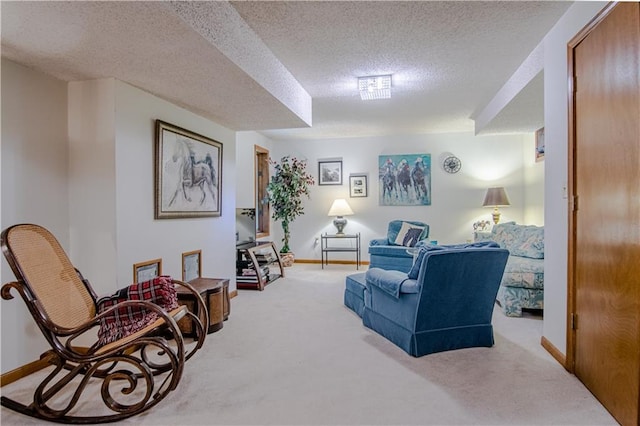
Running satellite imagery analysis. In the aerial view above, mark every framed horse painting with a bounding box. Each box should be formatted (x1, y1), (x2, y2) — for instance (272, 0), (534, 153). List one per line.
(154, 120), (223, 218)
(378, 153), (431, 206)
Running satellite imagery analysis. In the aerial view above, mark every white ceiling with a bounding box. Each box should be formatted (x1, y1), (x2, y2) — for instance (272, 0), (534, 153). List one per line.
(1, 1), (572, 141)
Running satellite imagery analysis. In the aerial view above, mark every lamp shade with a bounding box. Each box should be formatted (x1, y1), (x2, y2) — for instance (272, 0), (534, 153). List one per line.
(482, 187), (511, 207)
(328, 199), (354, 217)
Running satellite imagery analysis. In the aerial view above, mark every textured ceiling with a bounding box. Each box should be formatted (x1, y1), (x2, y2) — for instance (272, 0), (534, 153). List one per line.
(1, 1), (572, 141)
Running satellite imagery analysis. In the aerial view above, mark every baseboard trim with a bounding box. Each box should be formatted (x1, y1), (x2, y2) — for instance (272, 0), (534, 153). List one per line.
(229, 289), (238, 299)
(1, 351), (56, 387)
(295, 259), (369, 266)
(541, 336), (566, 369)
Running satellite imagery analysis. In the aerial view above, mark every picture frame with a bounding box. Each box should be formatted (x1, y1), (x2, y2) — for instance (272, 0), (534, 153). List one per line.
(318, 160), (342, 185)
(155, 120), (223, 219)
(349, 174), (368, 198)
(133, 258), (162, 283)
(535, 127), (545, 162)
(182, 249), (202, 282)
(378, 154), (432, 206)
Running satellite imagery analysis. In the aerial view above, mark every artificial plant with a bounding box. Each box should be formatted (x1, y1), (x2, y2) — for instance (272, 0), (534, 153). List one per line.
(267, 156), (315, 253)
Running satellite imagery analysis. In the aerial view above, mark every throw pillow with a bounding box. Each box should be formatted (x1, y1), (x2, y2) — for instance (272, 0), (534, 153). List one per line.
(394, 221), (425, 247)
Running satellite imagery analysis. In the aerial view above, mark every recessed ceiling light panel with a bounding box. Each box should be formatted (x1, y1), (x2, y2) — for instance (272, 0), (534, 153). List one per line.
(358, 75), (391, 100)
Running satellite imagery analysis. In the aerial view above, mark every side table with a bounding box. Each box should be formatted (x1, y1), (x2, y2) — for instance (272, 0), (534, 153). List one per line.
(175, 278), (230, 337)
(321, 233), (361, 269)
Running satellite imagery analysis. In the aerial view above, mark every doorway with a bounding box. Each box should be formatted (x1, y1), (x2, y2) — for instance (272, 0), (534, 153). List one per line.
(255, 145), (270, 239)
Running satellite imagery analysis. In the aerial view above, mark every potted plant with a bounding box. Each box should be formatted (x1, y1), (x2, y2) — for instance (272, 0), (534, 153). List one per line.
(267, 156), (315, 265)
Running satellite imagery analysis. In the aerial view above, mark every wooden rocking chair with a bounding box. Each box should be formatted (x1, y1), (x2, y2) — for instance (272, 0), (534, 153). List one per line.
(1, 224), (208, 423)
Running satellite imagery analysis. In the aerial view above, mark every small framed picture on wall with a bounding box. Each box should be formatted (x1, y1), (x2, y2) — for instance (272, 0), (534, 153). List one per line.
(318, 160), (343, 185)
(349, 174), (368, 197)
(133, 258), (162, 283)
(182, 249), (202, 282)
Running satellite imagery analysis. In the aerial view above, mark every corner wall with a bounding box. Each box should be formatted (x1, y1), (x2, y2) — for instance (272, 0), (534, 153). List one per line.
(68, 79), (237, 294)
(1, 69), (237, 373)
(1, 59), (69, 371)
(113, 81), (236, 290)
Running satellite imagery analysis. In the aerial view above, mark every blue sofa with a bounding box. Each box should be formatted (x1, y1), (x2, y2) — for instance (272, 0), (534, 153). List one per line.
(474, 222), (544, 317)
(368, 220), (429, 273)
(346, 243), (508, 357)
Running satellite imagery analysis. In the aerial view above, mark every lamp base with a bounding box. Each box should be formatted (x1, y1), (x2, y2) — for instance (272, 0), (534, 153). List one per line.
(333, 216), (347, 235)
(491, 208), (501, 224)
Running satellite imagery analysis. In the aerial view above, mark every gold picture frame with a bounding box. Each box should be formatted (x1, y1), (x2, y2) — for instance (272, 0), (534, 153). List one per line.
(182, 249), (202, 282)
(154, 120), (223, 219)
(133, 258), (162, 283)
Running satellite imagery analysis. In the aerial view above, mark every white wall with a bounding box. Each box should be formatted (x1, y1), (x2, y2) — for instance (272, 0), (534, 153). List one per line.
(542, 1), (608, 355)
(263, 132), (536, 260)
(523, 132), (545, 225)
(1, 59), (69, 371)
(68, 79), (118, 293)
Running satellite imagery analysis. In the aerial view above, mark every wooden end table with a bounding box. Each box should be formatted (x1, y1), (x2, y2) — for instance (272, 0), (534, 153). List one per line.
(175, 278), (230, 337)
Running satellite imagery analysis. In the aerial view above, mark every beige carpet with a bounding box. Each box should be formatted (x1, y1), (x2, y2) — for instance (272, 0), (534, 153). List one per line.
(1, 264), (617, 425)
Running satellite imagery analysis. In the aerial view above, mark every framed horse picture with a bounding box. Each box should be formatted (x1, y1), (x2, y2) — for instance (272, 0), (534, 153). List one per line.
(154, 120), (223, 219)
(378, 154), (431, 206)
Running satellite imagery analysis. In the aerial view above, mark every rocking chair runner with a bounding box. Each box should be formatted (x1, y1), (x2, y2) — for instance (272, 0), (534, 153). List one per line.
(1, 224), (208, 424)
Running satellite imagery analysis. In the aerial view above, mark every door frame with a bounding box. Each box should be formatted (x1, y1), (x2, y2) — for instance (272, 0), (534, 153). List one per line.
(565, 1), (619, 374)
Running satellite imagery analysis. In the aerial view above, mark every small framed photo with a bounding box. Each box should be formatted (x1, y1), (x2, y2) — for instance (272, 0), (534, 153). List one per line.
(133, 258), (162, 283)
(535, 127), (545, 162)
(349, 174), (368, 198)
(318, 160), (343, 185)
(182, 249), (202, 282)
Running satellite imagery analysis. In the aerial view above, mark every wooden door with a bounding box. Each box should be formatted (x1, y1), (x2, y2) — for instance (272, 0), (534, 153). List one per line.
(570, 3), (640, 425)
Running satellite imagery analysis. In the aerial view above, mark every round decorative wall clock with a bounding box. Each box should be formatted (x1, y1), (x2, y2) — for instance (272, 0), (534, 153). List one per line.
(443, 155), (462, 174)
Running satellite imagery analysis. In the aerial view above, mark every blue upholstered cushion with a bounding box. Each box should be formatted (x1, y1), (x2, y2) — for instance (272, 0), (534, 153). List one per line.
(407, 245), (446, 279)
(407, 241), (500, 279)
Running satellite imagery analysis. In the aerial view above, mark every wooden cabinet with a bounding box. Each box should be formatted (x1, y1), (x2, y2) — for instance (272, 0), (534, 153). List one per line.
(175, 278), (229, 336)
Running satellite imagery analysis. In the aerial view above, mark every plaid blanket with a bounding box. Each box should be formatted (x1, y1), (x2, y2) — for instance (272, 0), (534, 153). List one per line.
(97, 275), (179, 346)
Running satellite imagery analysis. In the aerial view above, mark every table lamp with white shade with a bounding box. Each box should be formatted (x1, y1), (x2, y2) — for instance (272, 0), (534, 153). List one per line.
(328, 199), (354, 235)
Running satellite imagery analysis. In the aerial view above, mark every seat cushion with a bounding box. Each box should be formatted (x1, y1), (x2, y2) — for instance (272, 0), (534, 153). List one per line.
(368, 245), (414, 258)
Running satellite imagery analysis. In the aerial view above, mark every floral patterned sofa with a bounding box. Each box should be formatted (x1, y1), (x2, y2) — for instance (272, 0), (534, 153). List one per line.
(475, 222), (544, 317)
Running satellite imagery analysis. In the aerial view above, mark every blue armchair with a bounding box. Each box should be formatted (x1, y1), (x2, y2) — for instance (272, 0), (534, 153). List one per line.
(361, 243), (508, 357)
(368, 220), (429, 272)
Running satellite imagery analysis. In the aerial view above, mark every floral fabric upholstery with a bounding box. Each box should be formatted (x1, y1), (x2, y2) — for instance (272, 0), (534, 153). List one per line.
(497, 286), (544, 317)
(475, 222), (544, 317)
(502, 256), (544, 289)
